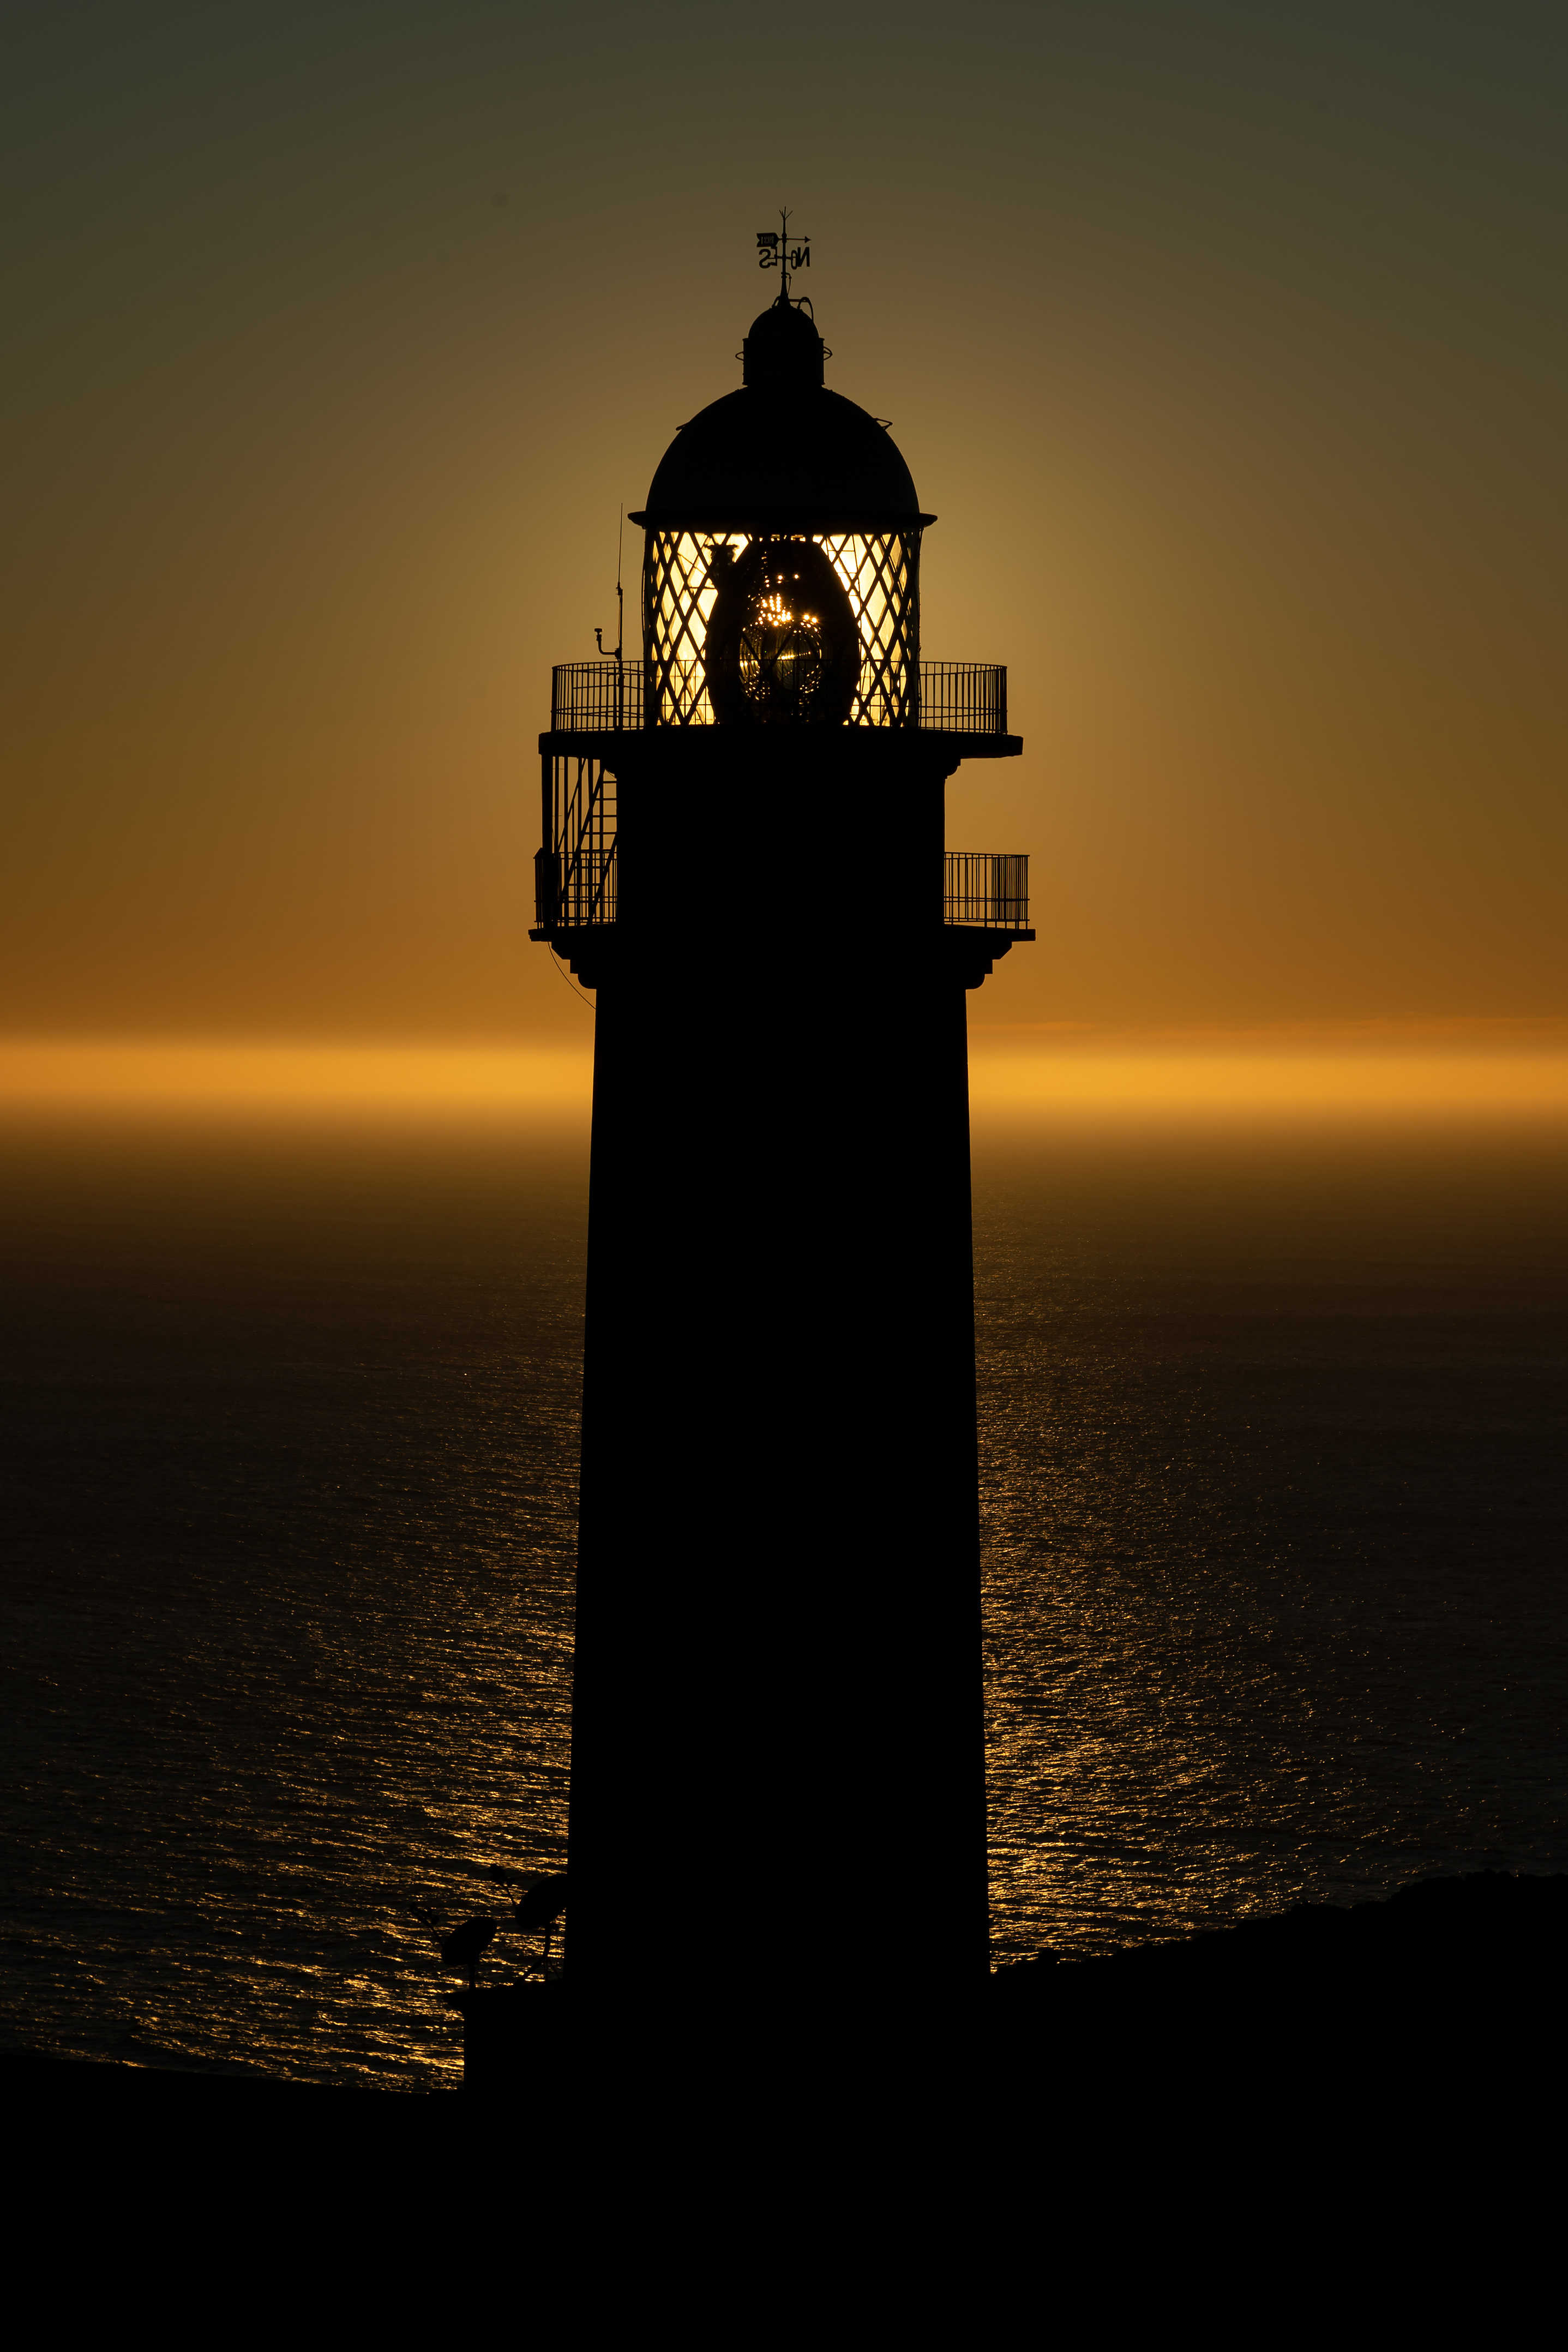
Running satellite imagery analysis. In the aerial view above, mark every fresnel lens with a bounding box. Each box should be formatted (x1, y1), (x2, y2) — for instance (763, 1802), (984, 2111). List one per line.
(706, 538), (858, 726)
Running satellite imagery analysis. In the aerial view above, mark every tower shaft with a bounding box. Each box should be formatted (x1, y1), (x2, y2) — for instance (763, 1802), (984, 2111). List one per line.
(564, 737), (989, 1996)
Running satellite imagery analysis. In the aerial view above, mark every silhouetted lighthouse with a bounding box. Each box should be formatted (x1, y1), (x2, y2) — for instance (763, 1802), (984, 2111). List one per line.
(532, 231), (1030, 2000)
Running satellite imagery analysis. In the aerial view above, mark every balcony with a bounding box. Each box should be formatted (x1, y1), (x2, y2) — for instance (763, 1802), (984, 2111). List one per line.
(533, 847), (1029, 938)
(548, 659), (1010, 737)
(943, 853), (1031, 933)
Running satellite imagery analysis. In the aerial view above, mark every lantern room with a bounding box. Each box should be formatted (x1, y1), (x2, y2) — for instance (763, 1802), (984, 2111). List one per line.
(632, 296), (927, 729)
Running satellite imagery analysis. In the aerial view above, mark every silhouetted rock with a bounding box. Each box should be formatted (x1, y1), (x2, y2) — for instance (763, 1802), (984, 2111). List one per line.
(991, 1871), (1566, 2035)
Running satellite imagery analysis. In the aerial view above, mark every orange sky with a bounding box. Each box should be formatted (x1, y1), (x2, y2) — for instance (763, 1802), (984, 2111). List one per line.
(3, 3), (1564, 1063)
(5, 1022), (1564, 1133)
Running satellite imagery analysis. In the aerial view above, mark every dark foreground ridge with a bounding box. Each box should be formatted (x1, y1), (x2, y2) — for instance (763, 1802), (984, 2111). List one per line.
(993, 1869), (1566, 2011)
(5, 1871), (1560, 2117)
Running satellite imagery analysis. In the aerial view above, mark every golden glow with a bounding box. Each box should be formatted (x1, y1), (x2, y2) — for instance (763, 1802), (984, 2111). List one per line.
(0, 1039), (595, 1121)
(5, 21), (1562, 1049)
(968, 1018), (1568, 1124)
(1, 1024), (1562, 1128)
(969, 1049), (1568, 1123)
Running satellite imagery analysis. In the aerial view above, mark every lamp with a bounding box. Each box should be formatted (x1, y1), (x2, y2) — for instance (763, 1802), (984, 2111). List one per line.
(705, 538), (858, 725)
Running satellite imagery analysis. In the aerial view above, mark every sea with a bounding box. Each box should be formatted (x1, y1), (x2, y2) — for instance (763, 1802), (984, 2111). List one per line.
(2, 1108), (1564, 2088)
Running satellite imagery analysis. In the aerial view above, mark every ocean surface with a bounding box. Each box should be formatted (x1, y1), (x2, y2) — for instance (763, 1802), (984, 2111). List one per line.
(2, 1111), (1564, 2086)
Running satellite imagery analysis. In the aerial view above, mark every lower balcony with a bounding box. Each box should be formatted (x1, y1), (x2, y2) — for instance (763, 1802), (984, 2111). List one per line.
(942, 852), (1031, 933)
(532, 850), (1031, 939)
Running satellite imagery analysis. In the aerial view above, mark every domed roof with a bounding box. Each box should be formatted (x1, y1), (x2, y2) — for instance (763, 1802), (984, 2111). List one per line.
(629, 302), (932, 535)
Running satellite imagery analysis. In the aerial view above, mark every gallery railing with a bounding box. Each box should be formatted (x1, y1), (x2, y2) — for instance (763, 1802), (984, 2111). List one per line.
(538, 843), (1028, 934)
(551, 662), (644, 733)
(920, 663), (1008, 735)
(944, 851), (1030, 930)
(535, 750), (617, 932)
(535, 841), (617, 930)
(549, 660), (1008, 736)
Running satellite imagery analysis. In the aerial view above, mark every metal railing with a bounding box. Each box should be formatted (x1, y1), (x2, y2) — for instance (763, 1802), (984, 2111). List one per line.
(920, 663), (1008, 734)
(535, 841), (617, 928)
(551, 662), (645, 733)
(945, 851), (1030, 929)
(550, 659), (1008, 736)
(535, 836), (1027, 936)
(536, 752), (617, 931)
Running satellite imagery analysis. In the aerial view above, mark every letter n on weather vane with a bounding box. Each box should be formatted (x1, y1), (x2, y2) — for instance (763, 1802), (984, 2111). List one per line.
(755, 212), (811, 298)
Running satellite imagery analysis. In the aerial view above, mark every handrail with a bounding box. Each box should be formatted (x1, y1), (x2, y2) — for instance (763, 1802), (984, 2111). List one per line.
(920, 663), (1008, 735)
(537, 840), (1028, 934)
(549, 659), (1007, 736)
(536, 843), (617, 928)
(551, 663), (645, 733)
(944, 851), (1029, 930)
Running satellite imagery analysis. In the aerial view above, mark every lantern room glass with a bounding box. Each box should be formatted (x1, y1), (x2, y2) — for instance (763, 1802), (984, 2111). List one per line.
(642, 529), (922, 728)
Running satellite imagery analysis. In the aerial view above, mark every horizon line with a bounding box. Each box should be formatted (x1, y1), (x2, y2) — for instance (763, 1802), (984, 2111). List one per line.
(1, 1030), (1564, 1125)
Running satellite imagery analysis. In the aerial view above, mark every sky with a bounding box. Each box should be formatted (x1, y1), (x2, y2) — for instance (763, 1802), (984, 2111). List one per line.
(3, 0), (1565, 1095)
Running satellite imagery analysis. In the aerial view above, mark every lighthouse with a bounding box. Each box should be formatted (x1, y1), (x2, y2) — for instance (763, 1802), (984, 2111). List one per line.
(532, 232), (1030, 2000)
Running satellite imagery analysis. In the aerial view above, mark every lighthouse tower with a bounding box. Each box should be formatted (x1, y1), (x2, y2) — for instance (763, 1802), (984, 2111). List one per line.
(531, 233), (1030, 2001)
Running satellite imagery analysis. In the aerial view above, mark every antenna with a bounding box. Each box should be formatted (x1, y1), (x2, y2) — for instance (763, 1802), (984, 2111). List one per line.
(755, 207), (811, 304)
(594, 511), (625, 728)
(594, 511), (624, 667)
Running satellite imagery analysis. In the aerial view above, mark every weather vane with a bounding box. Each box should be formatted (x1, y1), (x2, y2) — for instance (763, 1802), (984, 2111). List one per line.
(755, 207), (811, 302)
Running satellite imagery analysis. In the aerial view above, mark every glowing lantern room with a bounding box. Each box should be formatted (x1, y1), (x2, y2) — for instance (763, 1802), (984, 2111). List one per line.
(632, 297), (927, 730)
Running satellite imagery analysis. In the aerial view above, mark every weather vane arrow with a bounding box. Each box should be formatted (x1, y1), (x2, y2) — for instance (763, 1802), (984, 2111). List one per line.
(756, 208), (810, 298)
